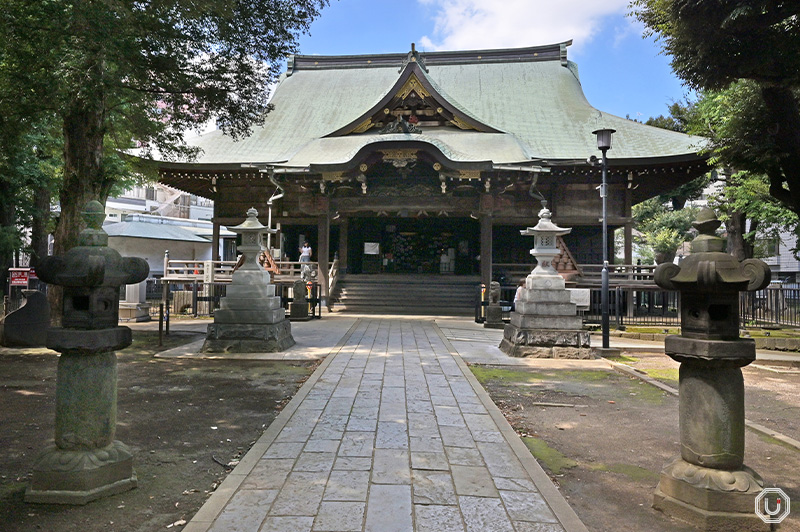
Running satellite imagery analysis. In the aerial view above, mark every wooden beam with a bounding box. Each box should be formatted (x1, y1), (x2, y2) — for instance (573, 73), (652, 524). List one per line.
(318, 213), (330, 307)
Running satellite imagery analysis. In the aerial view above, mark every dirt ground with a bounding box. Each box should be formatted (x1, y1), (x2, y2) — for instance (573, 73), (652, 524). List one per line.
(612, 351), (800, 443)
(473, 355), (800, 532)
(0, 327), (317, 532)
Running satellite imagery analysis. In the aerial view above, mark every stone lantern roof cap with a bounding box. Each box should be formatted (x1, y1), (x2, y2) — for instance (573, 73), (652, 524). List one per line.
(521, 205), (571, 237)
(229, 207), (276, 234)
(654, 208), (770, 292)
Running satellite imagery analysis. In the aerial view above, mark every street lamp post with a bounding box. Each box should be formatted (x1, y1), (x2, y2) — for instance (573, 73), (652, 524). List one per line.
(593, 128), (615, 349)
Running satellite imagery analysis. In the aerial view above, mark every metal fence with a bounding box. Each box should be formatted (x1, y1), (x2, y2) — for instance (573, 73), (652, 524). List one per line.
(581, 287), (680, 328)
(740, 285), (800, 328)
(473, 284), (800, 330)
(6, 279), (800, 331)
(146, 279), (323, 319)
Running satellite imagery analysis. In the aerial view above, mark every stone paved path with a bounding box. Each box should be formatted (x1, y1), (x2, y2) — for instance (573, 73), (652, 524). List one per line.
(184, 319), (586, 532)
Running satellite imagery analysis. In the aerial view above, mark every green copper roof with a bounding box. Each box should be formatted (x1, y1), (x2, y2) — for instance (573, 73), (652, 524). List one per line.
(104, 221), (210, 243)
(179, 43), (704, 168)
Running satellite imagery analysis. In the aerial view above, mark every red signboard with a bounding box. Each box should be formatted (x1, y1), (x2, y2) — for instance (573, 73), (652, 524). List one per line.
(10, 270), (29, 286)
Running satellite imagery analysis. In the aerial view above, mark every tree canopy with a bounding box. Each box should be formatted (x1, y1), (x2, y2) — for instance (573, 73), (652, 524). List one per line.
(631, 0), (800, 214)
(0, 0), (328, 261)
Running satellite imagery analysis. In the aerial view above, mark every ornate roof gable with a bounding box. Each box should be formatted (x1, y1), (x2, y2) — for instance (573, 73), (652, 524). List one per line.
(326, 46), (502, 137)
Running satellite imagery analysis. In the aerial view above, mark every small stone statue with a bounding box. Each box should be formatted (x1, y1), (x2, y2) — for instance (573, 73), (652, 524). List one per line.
(293, 279), (307, 304)
(489, 281), (501, 305)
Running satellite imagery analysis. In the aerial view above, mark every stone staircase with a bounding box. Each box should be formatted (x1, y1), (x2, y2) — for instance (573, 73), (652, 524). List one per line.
(331, 274), (480, 316)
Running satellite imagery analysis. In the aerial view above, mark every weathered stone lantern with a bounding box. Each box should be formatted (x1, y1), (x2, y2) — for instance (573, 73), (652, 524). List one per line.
(653, 207), (771, 530)
(27, 200), (149, 504)
(202, 207), (294, 352)
(499, 203), (591, 358)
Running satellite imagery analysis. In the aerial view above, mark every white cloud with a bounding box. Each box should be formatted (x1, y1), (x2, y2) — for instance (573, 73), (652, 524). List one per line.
(416, 0), (632, 53)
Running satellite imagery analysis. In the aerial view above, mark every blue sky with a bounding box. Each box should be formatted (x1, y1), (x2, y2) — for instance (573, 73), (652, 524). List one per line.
(295, 0), (691, 122)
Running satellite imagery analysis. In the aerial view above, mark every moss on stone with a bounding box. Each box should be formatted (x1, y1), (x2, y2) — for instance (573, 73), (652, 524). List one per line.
(643, 368), (679, 386)
(605, 355), (639, 364)
(469, 367), (545, 384)
(521, 436), (577, 475)
(754, 430), (798, 451)
(560, 370), (613, 381)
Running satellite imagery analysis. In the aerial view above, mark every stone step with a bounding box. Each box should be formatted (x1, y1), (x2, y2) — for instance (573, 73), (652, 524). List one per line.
(334, 304), (475, 316)
(333, 274), (479, 316)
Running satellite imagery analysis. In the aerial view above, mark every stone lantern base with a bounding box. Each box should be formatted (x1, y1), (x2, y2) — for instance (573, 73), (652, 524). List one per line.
(201, 270), (295, 353)
(25, 441), (137, 505)
(653, 456), (769, 531)
(202, 320), (295, 353)
(499, 285), (592, 359)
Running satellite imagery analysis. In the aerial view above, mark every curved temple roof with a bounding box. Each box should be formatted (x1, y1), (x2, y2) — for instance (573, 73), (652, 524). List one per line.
(171, 42), (705, 172)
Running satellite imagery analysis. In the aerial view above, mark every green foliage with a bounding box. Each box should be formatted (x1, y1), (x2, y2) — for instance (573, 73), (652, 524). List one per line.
(630, 1), (800, 214)
(645, 100), (697, 133)
(633, 198), (698, 264)
(0, 0), (329, 258)
(0, 0), (330, 150)
(0, 114), (62, 269)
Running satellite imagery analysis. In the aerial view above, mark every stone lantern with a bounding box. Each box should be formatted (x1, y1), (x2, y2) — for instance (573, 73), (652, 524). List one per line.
(26, 200), (149, 504)
(653, 207), (771, 530)
(202, 207), (294, 352)
(499, 203), (591, 358)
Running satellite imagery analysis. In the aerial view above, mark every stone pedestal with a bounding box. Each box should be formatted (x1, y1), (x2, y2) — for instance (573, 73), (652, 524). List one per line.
(289, 280), (311, 321)
(499, 274), (592, 358)
(201, 208), (294, 353)
(119, 282), (150, 322)
(27, 201), (148, 504)
(484, 304), (504, 329)
(27, 350), (137, 504)
(653, 457), (767, 531)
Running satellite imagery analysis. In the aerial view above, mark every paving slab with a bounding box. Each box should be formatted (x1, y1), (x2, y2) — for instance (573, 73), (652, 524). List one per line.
(183, 318), (587, 532)
(154, 317), (357, 360)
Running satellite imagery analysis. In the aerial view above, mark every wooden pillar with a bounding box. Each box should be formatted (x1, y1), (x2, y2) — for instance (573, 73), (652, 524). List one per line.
(480, 214), (493, 293)
(318, 213), (330, 307)
(212, 220), (220, 262)
(337, 218), (348, 274)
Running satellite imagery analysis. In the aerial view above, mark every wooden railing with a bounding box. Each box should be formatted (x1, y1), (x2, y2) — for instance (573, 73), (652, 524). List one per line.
(161, 254), (340, 297)
(576, 264), (657, 287)
(328, 259), (339, 297)
(491, 263), (658, 288)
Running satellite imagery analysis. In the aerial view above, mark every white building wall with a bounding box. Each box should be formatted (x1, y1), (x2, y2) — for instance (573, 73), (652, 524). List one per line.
(762, 231), (800, 279)
(108, 237), (212, 277)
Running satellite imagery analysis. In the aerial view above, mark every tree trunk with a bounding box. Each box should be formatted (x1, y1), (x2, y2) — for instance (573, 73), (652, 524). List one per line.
(726, 210), (754, 260)
(0, 178), (14, 297)
(48, 96), (109, 324)
(29, 185), (51, 269)
(761, 86), (800, 214)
